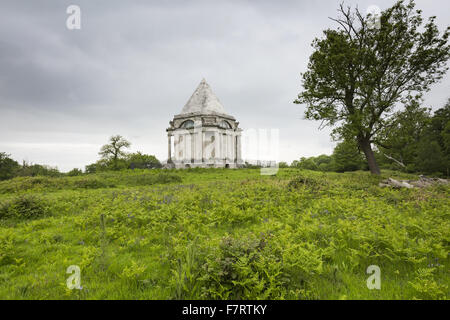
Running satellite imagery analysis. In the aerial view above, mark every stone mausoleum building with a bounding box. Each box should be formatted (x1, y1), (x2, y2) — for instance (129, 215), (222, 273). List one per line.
(166, 79), (243, 168)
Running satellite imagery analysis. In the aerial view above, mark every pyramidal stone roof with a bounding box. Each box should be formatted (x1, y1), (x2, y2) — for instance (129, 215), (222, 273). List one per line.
(180, 79), (227, 115)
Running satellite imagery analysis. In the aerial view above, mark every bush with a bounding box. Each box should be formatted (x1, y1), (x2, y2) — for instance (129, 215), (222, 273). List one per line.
(73, 177), (112, 189)
(287, 174), (325, 191)
(67, 168), (83, 176)
(124, 172), (182, 186)
(0, 195), (47, 220)
(278, 162), (290, 168)
(0, 176), (68, 194)
(0, 201), (9, 219)
(242, 162), (262, 169)
(199, 234), (288, 299)
(0, 230), (15, 266)
(127, 152), (162, 169)
(17, 164), (61, 178)
(409, 268), (448, 300)
(154, 173), (182, 184)
(85, 159), (115, 174)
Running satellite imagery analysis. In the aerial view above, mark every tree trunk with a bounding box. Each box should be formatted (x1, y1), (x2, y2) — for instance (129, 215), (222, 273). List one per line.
(359, 139), (381, 175)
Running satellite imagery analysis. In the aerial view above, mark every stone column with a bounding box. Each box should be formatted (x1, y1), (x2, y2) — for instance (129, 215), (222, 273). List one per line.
(190, 132), (194, 164)
(223, 133), (227, 163)
(234, 134), (238, 163)
(202, 130), (206, 162)
(236, 132), (242, 164)
(168, 134), (172, 162)
(214, 130), (219, 161)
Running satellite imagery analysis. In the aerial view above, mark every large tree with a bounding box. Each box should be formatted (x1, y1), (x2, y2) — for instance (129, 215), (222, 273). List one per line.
(294, 0), (450, 174)
(99, 135), (131, 169)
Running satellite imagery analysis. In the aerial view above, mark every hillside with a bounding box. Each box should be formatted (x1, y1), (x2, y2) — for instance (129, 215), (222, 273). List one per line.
(0, 169), (448, 299)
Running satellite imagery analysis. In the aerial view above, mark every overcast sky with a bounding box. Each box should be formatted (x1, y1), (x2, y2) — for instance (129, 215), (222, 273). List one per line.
(0, 0), (449, 171)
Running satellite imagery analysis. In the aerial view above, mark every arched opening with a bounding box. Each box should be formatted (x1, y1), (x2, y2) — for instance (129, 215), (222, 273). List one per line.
(219, 120), (232, 129)
(180, 120), (194, 129)
(225, 164), (230, 169)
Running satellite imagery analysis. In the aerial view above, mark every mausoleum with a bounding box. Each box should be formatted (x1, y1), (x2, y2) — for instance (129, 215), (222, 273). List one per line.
(166, 79), (243, 168)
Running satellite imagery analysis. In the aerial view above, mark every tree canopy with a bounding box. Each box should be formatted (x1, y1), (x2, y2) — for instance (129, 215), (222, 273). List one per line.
(295, 0), (450, 174)
(0, 152), (20, 181)
(99, 135), (131, 169)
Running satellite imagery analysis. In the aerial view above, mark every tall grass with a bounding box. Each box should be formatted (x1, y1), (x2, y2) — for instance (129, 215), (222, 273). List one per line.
(0, 168), (448, 299)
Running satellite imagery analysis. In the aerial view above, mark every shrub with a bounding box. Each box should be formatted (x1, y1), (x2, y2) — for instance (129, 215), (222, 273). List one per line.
(0, 176), (78, 193)
(73, 177), (111, 189)
(125, 173), (182, 186)
(67, 168), (83, 176)
(1, 195), (47, 220)
(0, 231), (15, 266)
(409, 268), (448, 300)
(0, 201), (9, 219)
(0, 177), (50, 194)
(287, 174), (325, 191)
(154, 173), (182, 184)
(278, 162), (289, 168)
(17, 164), (61, 177)
(199, 234), (288, 299)
(127, 152), (162, 169)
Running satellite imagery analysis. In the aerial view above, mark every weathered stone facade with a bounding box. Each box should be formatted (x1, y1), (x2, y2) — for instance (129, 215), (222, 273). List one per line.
(166, 79), (243, 168)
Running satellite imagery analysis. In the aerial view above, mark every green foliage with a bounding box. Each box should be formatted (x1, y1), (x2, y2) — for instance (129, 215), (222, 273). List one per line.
(278, 162), (289, 168)
(291, 141), (365, 173)
(0, 153), (20, 181)
(377, 100), (450, 176)
(0, 230), (15, 266)
(73, 177), (111, 189)
(99, 135), (131, 170)
(199, 234), (288, 299)
(377, 101), (431, 170)
(17, 163), (61, 178)
(120, 172), (182, 186)
(171, 244), (202, 299)
(0, 194), (47, 220)
(287, 173), (325, 191)
(409, 268), (448, 300)
(415, 140), (445, 176)
(294, 1), (450, 174)
(86, 152), (162, 173)
(0, 168), (448, 299)
(67, 168), (83, 177)
(292, 157), (319, 171)
(127, 152), (162, 169)
(332, 140), (366, 172)
(0, 170), (182, 194)
(242, 162), (262, 169)
(121, 260), (148, 282)
(292, 155), (335, 172)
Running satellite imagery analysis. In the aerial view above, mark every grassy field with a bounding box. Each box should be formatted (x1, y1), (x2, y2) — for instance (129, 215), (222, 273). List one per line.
(0, 168), (448, 300)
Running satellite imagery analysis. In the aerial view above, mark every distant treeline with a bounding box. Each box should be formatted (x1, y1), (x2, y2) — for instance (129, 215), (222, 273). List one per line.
(0, 157), (62, 181)
(85, 151), (162, 173)
(0, 151), (162, 181)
